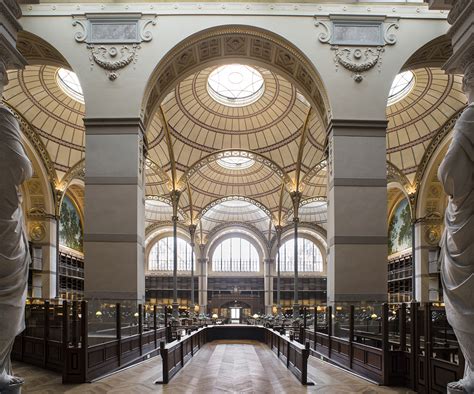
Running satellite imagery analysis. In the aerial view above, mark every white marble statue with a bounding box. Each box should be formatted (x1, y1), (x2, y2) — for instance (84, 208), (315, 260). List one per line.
(0, 61), (33, 391)
(438, 62), (474, 394)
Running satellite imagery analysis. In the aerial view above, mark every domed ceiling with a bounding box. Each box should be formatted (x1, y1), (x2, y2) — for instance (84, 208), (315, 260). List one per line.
(4, 65), (85, 181)
(3, 59), (467, 245)
(386, 67), (466, 182)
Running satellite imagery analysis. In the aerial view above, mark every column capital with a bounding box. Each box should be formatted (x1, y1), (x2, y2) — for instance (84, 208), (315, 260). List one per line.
(188, 224), (197, 240)
(290, 190), (302, 219)
(170, 189), (181, 216)
(83, 117), (146, 136)
(326, 119), (388, 137)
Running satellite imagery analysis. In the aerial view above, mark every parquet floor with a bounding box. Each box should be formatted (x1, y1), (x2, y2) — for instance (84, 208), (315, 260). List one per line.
(13, 340), (413, 393)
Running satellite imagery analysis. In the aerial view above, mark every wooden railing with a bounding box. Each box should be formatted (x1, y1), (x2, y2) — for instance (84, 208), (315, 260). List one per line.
(13, 301), (168, 383)
(300, 302), (465, 392)
(264, 328), (312, 385)
(156, 325), (312, 385)
(155, 327), (207, 384)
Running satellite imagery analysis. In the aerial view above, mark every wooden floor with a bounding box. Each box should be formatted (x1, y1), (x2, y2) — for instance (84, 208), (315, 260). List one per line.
(14, 340), (413, 393)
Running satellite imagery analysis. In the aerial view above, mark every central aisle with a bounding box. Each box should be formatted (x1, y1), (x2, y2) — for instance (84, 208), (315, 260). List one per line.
(15, 340), (413, 393)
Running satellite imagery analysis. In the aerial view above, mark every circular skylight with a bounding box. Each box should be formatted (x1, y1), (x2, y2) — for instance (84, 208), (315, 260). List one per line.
(56, 68), (84, 103)
(208, 64), (264, 107)
(388, 71), (415, 106)
(217, 156), (255, 170)
(220, 200), (253, 208)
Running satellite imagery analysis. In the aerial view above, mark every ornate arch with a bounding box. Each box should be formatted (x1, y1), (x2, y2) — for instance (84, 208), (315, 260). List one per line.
(197, 195), (273, 222)
(178, 149), (291, 191)
(17, 30), (70, 68)
(142, 25), (330, 128)
(402, 35), (452, 71)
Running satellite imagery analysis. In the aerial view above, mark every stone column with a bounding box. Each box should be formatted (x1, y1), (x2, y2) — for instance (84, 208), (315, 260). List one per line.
(264, 258), (274, 315)
(198, 244), (208, 313)
(275, 225), (283, 316)
(83, 118), (146, 303)
(188, 224), (197, 315)
(326, 119), (388, 305)
(290, 191), (302, 317)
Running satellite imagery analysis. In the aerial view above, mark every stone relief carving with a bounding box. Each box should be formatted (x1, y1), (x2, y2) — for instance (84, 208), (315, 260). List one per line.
(72, 16), (157, 80)
(315, 18), (399, 82)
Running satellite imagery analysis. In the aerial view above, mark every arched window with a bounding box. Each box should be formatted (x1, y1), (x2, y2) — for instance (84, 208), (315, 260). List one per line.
(148, 237), (195, 271)
(212, 237), (259, 272)
(278, 238), (323, 272)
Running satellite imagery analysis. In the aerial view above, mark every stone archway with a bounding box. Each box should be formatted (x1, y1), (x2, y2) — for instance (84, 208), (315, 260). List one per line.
(142, 25), (330, 128)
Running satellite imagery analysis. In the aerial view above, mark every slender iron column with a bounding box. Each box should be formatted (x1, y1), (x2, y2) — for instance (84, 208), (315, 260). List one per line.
(290, 191), (302, 318)
(188, 224), (197, 316)
(170, 190), (181, 318)
(275, 225), (283, 316)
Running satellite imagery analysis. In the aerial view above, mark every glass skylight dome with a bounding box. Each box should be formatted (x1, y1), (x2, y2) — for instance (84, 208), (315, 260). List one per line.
(207, 64), (264, 107)
(388, 71), (415, 106)
(217, 156), (255, 170)
(56, 68), (84, 103)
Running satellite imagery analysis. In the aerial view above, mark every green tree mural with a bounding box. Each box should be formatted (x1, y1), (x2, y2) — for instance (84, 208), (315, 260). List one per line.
(59, 195), (83, 252)
(388, 198), (412, 255)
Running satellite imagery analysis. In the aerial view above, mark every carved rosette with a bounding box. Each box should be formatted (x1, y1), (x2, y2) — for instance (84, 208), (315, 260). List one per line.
(315, 18), (399, 82)
(72, 16), (157, 80)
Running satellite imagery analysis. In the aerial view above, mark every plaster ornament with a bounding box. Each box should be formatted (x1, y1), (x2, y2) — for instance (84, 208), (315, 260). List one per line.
(88, 44), (140, 81)
(0, 61), (33, 391)
(29, 223), (46, 242)
(438, 62), (474, 394)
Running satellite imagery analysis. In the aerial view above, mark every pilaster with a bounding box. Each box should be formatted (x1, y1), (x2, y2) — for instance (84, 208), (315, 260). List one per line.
(327, 119), (388, 305)
(83, 117), (146, 302)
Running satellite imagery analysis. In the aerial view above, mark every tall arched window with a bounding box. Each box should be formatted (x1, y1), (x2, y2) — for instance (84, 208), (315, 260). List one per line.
(212, 237), (259, 272)
(148, 237), (195, 271)
(278, 238), (323, 272)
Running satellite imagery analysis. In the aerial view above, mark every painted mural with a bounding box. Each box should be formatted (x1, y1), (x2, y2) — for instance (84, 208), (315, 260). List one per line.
(388, 198), (412, 255)
(59, 195), (83, 252)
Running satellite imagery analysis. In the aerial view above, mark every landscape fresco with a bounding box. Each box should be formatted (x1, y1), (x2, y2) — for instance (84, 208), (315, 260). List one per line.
(388, 198), (412, 255)
(59, 195), (83, 252)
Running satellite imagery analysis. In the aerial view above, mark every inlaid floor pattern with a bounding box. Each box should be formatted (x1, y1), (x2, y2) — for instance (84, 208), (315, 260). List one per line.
(14, 340), (413, 393)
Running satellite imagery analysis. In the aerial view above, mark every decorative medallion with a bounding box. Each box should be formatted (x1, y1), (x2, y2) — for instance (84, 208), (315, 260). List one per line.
(425, 225), (441, 246)
(30, 222), (46, 242)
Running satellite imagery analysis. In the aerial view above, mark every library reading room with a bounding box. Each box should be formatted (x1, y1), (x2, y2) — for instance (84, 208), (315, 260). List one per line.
(0, 0), (473, 392)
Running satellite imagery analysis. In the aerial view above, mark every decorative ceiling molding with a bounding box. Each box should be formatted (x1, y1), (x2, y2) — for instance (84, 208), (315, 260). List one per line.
(5, 102), (57, 185)
(178, 150), (291, 190)
(17, 31), (70, 68)
(284, 195), (326, 222)
(387, 161), (411, 192)
(60, 159), (85, 190)
(142, 25), (330, 127)
(197, 195), (273, 221)
(145, 194), (189, 222)
(301, 159), (327, 186)
(413, 109), (462, 197)
(402, 35), (452, 71)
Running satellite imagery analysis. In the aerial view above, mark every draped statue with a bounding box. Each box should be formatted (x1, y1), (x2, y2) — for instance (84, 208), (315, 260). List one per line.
(0, 61), (33, 391)
(438, 63), (474, 393)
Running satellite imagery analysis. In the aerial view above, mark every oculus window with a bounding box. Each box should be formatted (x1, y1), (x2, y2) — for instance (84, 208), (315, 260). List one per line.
(278, 238), (323, 272)
(217, 156), (255, 170)
(212, 237), (259, 272)
(207, 64), (264, 107)
(56, 68), (84, 103)
(388, 71), (415, 106)
(148, 237), (195, 271)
